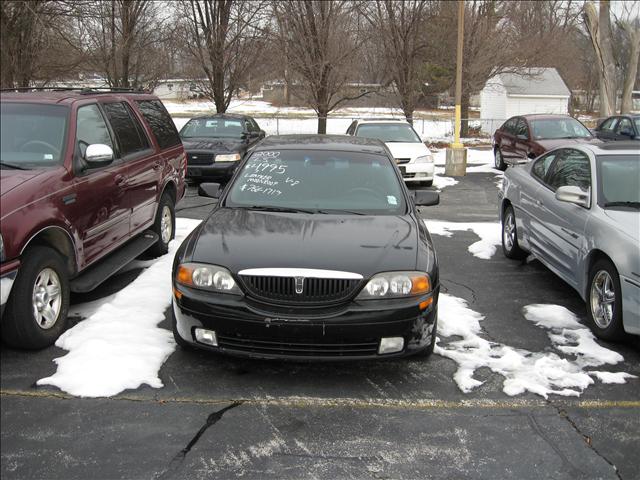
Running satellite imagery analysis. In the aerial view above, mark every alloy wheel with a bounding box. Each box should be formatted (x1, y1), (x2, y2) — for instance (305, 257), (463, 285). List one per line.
(590, 270), (616, 329)
(32, 267), (62, 329)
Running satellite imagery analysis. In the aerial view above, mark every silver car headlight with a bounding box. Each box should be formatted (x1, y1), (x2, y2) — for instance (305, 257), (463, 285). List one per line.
(216, 153), (241, 162)
(356, 271), (431, 299)
(414, 155), (434, 163)
(176, 263), (242, 295)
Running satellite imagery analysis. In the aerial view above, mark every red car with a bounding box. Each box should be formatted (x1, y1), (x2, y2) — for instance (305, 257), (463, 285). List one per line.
(492, 114), (601, 170)
(0, 88), (186, 349)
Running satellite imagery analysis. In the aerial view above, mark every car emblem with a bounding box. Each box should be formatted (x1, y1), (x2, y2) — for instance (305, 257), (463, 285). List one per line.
(295, 276), (305, 294)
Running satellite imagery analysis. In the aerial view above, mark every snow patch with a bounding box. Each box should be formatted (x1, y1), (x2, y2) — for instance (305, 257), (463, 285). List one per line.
(425, 221), (501, 259)
(37, 218), (201, 398)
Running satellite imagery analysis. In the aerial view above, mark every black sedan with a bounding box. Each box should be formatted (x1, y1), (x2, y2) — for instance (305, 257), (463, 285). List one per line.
(171, 135), (441, 360)
(593, 115), (639, 142)
(179, 113), (266, 182)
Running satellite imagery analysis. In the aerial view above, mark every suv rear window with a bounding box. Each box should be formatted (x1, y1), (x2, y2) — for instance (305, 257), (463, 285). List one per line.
(103, 102), (150, 156)
(136, 100), (181, 149)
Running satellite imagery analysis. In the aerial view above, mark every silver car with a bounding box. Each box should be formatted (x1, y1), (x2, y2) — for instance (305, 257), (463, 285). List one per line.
(498, 142), (639, 340)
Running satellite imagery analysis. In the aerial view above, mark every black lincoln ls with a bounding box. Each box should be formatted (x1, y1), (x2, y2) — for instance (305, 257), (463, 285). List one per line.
(172, 135), (440, 360)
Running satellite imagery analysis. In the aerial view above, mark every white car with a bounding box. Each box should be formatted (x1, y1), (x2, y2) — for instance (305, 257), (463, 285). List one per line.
(346, 119), (434, 186)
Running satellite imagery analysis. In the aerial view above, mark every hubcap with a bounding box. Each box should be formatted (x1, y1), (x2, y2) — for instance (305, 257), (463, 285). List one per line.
(160, 206), (172, 244)
(590, 270), (615, 329)
(31, 268), (62, 329)
(503, 212), (515, 251)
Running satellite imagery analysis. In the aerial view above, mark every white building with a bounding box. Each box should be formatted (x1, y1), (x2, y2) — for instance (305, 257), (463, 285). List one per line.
(480, 68), (570, 133)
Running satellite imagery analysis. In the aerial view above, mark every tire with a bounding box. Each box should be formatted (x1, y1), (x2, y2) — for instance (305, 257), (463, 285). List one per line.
(502, 205), (527, 260)
(494, 148), (507, 171)
(1, 246), (70, 349)
(411, 311), (438, 359)
(586, 259), (624, 341)
(171, 302), (192, 349)
(148, 193), (175, 257)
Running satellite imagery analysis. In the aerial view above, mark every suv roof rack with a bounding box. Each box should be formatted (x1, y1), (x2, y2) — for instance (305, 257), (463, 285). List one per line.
(0, 86), (150, 95)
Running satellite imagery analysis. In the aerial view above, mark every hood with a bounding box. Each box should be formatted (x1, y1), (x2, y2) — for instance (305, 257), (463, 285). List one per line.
(181, 137), (245, 153)
(536, 137), (602, 151)
(385, 142), (431, 160)
(190, 208), (420, 278)
(602, 208), (640, 242)
(0, 169), (48, 197)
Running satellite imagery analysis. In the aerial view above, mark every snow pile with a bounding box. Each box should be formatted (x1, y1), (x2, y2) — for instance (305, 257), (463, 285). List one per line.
(37, 218), (201, 398)
(425, 221), (501, 259)
(435, 295), (636, 398)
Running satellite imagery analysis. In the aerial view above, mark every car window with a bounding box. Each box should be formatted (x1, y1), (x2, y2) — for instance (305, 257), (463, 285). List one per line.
(530, 118), (591, 140)
(599, 117), (617, 131)
(515, 118), (529, 138)
(76, 104), (113, 159)
(502, 118), (517, 135)
(226, 149), (406, 215)
(244, 119), (256, 133)
(346, 121), (356, 135)
(135, 99), (181, 150)
(596, 155), (640, 208)
(531, 151), (557, 181)
(180, 118), (245, 139)
(546, 149), (591, 192)
(634, 117), (640, 132)
(102, 102), (149, 157)
(249, 118), (261, 132)
(354, 123), (421, 143)
(615, 118), (632, 135)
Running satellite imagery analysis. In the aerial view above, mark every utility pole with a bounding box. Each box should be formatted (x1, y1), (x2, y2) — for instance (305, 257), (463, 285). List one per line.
(445, 0), (467, 176)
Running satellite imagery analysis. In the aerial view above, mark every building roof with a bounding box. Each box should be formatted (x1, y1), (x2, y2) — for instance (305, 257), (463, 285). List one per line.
(498, 68), (570, 97)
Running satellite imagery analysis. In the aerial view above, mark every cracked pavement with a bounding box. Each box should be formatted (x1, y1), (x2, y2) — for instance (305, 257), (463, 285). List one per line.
(2, 172), (639, 480)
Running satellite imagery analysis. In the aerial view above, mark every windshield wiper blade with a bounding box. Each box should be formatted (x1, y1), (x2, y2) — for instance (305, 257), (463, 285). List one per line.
(0, 161), (28, 170)
(604, 201), (640, 208)
(240, 205), (318, 214)
(316, 208), (367, 215)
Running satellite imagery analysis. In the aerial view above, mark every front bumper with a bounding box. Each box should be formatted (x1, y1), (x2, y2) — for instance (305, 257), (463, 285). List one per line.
(0, 259), (20, 316)
(187, 162), (239, 180)
(173, 285), (438, 360)
(398, 163), (434, 182)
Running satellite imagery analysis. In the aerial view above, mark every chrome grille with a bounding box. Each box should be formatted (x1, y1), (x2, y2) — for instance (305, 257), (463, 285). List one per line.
(395, 158), (411, 164)
(240, 275), (361, 304)
(187, 153), (214, 165)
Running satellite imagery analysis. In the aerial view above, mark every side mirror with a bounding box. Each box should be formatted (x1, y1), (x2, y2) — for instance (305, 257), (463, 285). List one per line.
(556, 185), (590, 208)
(198, 182), (221, 199)
(85, 144), (114, 167)
(413, 190), (440, 206)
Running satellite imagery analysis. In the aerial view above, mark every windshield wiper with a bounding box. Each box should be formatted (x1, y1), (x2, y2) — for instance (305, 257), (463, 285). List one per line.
(0, 161), (28, 170)
(316, 208), (367, 215)
(239, 205), (318, 214)
(604, 201), (640, 209)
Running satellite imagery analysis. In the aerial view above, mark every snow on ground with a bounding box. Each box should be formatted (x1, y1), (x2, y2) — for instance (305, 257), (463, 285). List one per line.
(425, 221), (502, 260)
(435, 295), (636, 398)
(37, 219), (201, 398)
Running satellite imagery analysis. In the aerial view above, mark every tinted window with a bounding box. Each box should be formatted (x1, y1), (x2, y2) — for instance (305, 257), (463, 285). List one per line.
(355, 123), (421, 143)
(0, 103), (68, 167)
(102, 102), (149, 156)
(502, 118), (517, 135)
(76, 104), (113, 158)
(596, 155), (640, 207)
(530, 118), (591, 140)
(532, 151), (557, 181)
(245, 118), (258, 133)
(136, 99), (181, 149)
(515, 118), (529, 138)
(634, 118), (640, 133)
(599, 117), (617, 131)
(180, 118), (245, 139)
(226, 150), (406, 215)
(546, 149), (591, 191)
(615, 118), (632, 135)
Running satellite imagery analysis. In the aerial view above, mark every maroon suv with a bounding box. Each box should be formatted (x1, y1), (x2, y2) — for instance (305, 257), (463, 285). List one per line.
(492, 114), (601, 170)
(0, 88), (186, 349)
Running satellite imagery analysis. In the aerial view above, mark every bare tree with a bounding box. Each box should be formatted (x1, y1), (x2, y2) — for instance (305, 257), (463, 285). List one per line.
(179, 0), (270, 112)
(273, 0), (370, 134)
(360, 0), (432, 124)
(615, 2), (640, 114)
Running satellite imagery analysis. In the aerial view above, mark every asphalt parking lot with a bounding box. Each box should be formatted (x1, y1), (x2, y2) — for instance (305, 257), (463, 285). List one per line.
(2, 170), (639, 480)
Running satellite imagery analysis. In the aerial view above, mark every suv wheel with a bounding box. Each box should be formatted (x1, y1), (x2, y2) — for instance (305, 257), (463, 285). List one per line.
(587, 259), (624, 341)
(2, 246), (70, 349)
(502, 205), (526, 259)
(149, 193), (176, 257)
(494, 148), (506, 171)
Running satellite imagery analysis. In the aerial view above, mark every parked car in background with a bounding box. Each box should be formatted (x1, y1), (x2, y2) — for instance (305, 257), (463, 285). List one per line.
(493, 114), (601, 170)
(593, 115), (639, 142)
(498, 142), (639, 341)
(172, 135), (441, 360)
(346, 119), (434, 186)
(179, 113), (265, 183)
(0, 88), (186, 349)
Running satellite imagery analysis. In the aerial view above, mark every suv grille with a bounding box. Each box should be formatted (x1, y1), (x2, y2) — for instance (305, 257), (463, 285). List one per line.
(187, 153), (214, 165)
(395, 158), (411, 164)
(240, 275), (361, 304)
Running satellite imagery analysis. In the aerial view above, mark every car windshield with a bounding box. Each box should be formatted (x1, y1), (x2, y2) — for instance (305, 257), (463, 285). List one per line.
(0, 102), (68, 168)
(226, 149), (406, 215)
(180, 118), (244, 139)
(597, 155), (640, 209)
(530, 118), (592, 140)
(355, 123), (422, 143)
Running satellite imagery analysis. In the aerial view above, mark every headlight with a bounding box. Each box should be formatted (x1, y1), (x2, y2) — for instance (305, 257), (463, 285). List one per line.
(356, 271), (431, 299)
(414, 155), (434, 163)
(176, 263), (242, 295)
(0, 233), (4, 262)
(215, 153), (241, 162)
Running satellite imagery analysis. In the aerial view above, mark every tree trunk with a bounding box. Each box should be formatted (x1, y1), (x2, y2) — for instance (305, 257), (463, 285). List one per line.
(317, 106), (328, 134)
(620, 26), (640, 114)
(584, 1), (616, 118)
(460, 92), (470, 138)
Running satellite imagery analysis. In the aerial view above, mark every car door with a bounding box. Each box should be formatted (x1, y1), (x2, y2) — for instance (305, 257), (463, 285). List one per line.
(102, 101), (159, 236)
(528, 148), (591, 288)
(595, 117), (618, 141)
(66, 103), (130, 267)
(498, 117), (518, 163)
(513, 117), (532, 161)
(614, 117), (634, 141)
(244, 117), (265, 148)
